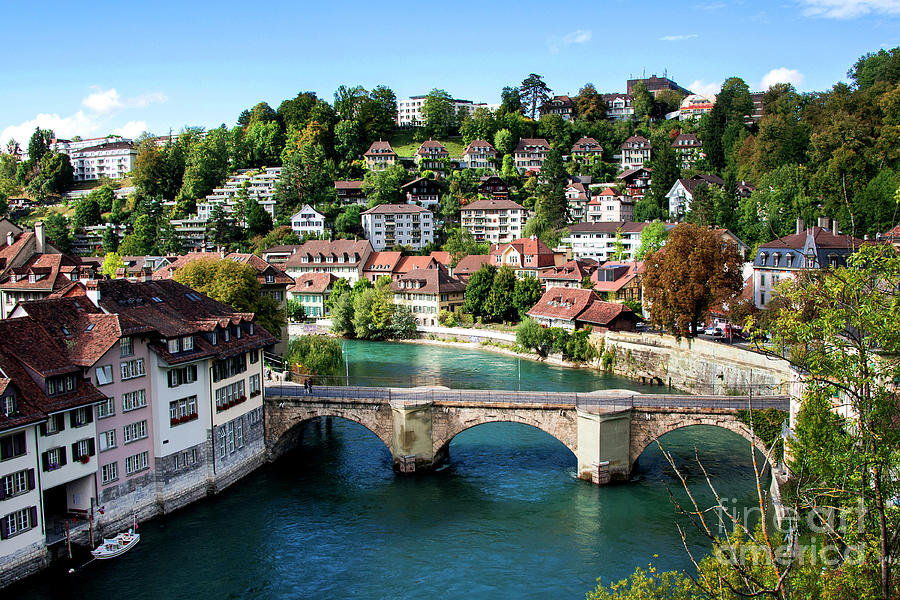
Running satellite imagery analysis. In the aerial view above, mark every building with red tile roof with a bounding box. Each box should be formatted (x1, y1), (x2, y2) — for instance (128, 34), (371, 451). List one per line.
(526, 288), (638, 331)
(362, 251), (404, 283)
(282, 239), (373, 284)
(390, 263), (466, 326)
(490, 237), (557, 278)
(364, 140), (397, 171)
(453, 254), (490, 283)
(539, 259), (597, 289)
(287, 273), (340, 319)
(513, 138), (551, 173)
(571, 137), (603, 160)
(462, 140), (497, 170)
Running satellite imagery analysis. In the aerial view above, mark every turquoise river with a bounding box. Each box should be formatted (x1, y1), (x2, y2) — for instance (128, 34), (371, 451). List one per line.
(11, 340), (766, 599)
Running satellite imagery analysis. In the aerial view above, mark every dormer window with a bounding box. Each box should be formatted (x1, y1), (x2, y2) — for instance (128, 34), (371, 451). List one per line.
(183, 336), (194, 351)
(265, 274), (274, 284)
(3, 392), (16, 417)
(168, 339), (180, 354)
(28, 274), (35, 283)
(223, 328), (230, 342)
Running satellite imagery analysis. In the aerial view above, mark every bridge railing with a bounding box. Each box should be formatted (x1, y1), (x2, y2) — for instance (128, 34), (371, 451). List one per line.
(264, 384), (789, 411)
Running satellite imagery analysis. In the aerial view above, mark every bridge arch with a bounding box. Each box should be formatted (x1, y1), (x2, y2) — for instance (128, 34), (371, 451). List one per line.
(629, 415), (774, 474)
(433, 412), (577, 460)
(269, 410), (394, 459)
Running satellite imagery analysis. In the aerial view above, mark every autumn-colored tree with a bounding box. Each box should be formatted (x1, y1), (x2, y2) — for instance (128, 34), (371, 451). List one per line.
(642, 223), (742, 336)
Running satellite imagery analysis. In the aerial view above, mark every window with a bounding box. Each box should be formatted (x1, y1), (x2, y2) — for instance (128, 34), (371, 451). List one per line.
(167, 339), (179, 353)
(167, 365), (197, 388)
(125, 451), (149, 475)
(2, 393), (16, 417)
(99, 430), (116, 452)
(215, 380), (246, 411)
(249, 349), (259, 364)
(72, 438), (95, 461)
(97, 398), (115, 419)
(182, 336), (194, 351)
(120, 336), (133, 357)
(42, 414), (65, 436)
(123, 421), (148, 444)
(46, 375), (76, 396)
(236, 418), (244, 449)
(223, 329), (230, 343)
(249, 374), (261, 397)
(121, 359), (145, 380)
(122, 390), (146, 412)
(226, 421), (235, 454)
(175, 448), (199, 471)
(247, 407), (262, 426)
(41, 447), (66, 471)
(169, 396), (198, 426)
(1, 507), (36, 539)
(71, 406), (93, 428)
(1, 469), (33, 499)
(100, 462), (118, 484)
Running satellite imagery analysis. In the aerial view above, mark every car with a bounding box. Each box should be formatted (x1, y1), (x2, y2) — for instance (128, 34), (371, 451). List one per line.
(703, 327), (724, 337)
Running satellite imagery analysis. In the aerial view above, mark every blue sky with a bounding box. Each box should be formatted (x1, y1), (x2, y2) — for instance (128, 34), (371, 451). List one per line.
(2, 0), (899, 145)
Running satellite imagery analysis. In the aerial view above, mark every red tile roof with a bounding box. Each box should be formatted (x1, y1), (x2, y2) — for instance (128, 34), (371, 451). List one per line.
(578, 301), (636, 327)
(591, 262), (644, 293)
(514, 138), (551, 153)
(362, 204), (431, 215)
(539, 259), (597, 282)
(491, 238), (555, 268)
(416, 140), (449, 155)
(760, 226), (864, 250)
(527, 288), (597, 321)
(390, 263), (466, 294)
(462, 199), (525, 211)
(463, 140), (497, 155)
(454, 254), (490, 277)
(288, 273), (339, 294)
(363, 251), (404, 274)
(364, 140), (397, 157)
(283, 240), (373, 268)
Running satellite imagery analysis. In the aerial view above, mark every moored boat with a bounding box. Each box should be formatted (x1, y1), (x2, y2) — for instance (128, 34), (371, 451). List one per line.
(90, 530), (140, 559)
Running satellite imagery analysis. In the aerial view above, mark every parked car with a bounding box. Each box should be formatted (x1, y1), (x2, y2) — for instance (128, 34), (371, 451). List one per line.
(704, 327), (724, 337)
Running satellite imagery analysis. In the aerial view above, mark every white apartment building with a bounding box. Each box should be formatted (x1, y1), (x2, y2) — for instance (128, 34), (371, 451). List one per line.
(68, 142), (137, 183)
(361, 205), (434, 251)
(620, 136), (651, 172)
(290, 205), (327, 238)
(396, 96), (478, 127)
(586, 189), (634, 223)
(563, 222), (658, 262)
(196, 168), (280, 224)
(462, 139), (497, 170)
(460, 199), (527, 244)
(603, 95), (634, 120)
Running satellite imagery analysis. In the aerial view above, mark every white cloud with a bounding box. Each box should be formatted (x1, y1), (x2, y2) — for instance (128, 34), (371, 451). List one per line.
(799, 0), (900, 18)
(1, 111), (100, 147)
(82, 87), (167, 114)
(688, 79), (722, 96)
(660, 33), (699, 41)
(562, 29), (592, 44)
(113, 121), (149, 139)
(760, 67), (805, 89)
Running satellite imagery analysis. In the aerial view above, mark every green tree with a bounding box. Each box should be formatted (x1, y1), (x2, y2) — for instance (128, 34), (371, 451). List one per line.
(493, 128), (514, 157)
(101, 225), (119, 253)
(173, 257), (284, 337)
(463, 263), (496, 317)
(73, 196), (102, 228)
(285, 335), (345, 378)
(442, 227), (489, 266)
(483, 265), (517, 322)
(647, 129), (679, 218)
(631, 82), (654, 121)
(101, 252), (125, 279)
(26, 127), (52, 165)
(635, 221), (668, 260)
(334, 119), (363, 163)
(362, 163), (408, 206)
(573, 83), (608, 122)
(520, 74), (552, 120)
(499, 86), (523, 114)
(849, 47), (900, 89)
(335, 204), (363, 236)
(535, 149), (568, 227)
(39, 152), (73, 194)
(245, 197), (273, 237)
(421, 89), (456, 138)
(177, 126), (229, 212)
(511, 275), (542, 319)
(88, 185), (116, 213)
(207, 203), (236, 248)
(516, 317), (548, 355)
(43, 213), (70, 253)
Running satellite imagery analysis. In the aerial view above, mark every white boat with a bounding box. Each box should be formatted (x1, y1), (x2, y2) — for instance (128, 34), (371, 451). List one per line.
(91, 529), (140, 559)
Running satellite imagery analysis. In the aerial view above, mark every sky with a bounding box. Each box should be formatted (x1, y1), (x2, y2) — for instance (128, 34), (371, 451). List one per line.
(2, 0), (899, 146)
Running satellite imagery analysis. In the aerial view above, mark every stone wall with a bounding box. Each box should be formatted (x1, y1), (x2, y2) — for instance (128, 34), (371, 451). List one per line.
(599, 331), (791, 394)
(0, 541), (49, 590)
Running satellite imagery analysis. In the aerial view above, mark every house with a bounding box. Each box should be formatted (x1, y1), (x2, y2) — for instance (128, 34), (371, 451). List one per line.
(390, 263), (466, 327)
(679, 94), (716, 120)
(94, 279), (275, 512)
(616, 167), (652, 200)
(0, 222), (61, 282)
(571, 137), (603, 162)
(603, 94), (634, 120)
(401, 177), (441, 207)
(877, 223), (900, 251)
(563, 222), (665, 262)
(627, 76), (690, 97)
(290, 205), (327, 238)
(490, 237), (556, 279)
(287, 273), (339, 319)
(414, 140), (449, 173)
(461, 199), (527, 244)
(753, 217), (864, 308)
(539, 96), (575, 120)
(282, 240), (373, 284)
(0, 218), (22, 244)
(261, 245), (302, 266)
(0, 252), (99, 319)
(586, 188), (634, 223)
(362, 251), (404, 283)
(397, 95), (477, 128)
(394, 253), (452, 278)
(671, 133), (703, 169)
(453, 255), (490, 283)
(364, 141), (397, 171)
(620, 136), (651, 171)
(361, 204), (434, 252)
(513, 138), (551, 173)
(666, 174), (726, 219)
(736, 180), (755, 198)
(566, 181), (591, 222)
(462, 140), (497, 170)
(67, 141), (137, 182)
(526, 288), (638, 331)
(334, 180), (367, 204)
(539, 259), (597, 289)
(478, 176), (509, 198)
(591, 261), (644, 304)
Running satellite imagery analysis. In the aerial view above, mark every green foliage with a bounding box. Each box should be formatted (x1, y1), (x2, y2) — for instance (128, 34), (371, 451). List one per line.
(285, 335), (344, 378)
(363, 163), (408, 206)
(631, 82), (654, 121)
(734, 408), (788, 461)
(585, 564), (693, 600)
(442, 227), (488, 266)
(520, 73), (551, 120)
(463, 263), (496, 317)
(483, 265), (517, 322)
(511, 275), (541, 318)
(421, 89), (456, 138)
(43, 213), (70, 253)
(73, 196), (102, 228)
(635, 221), (669, 260)
(101, 252), (125, 279)
(286, 298), (306, 322)
(516, 317), (548, 355)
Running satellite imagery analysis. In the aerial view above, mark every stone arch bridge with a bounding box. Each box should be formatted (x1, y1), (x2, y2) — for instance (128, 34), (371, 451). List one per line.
(264, 384), (788, 484)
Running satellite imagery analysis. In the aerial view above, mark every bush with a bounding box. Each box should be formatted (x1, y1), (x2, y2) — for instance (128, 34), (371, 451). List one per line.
(285, 335), (345, 378)
(516, 317), (548, 355)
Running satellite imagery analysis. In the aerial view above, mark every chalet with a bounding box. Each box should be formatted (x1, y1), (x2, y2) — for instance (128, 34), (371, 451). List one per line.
(478, 176), (509, 198)
(490, 237), (556, 279)
(539, 96), (575, 120)
(671, 133), (703, 169)
(585, 188), (634, 223)
(620, 135), (651, 171)
(401, 177), (441, 207)
(334, 180), (367, 204)
(462, 140), (497, 170)
(566, 181), (590, 222)
(591, 261), (644, 305)
(414, 140), (449, 172)
(364, 140), (397, 171)
(571, 137), (603, 161)
(513, 138), (551, 173)
(616, 167), (652, 200)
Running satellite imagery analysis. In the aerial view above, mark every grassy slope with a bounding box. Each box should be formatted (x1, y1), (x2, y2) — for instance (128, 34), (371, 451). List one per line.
(389, 131), (466, 159)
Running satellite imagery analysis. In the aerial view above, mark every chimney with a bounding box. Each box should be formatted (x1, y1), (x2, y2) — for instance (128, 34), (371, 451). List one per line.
(86, 280), (100, 307)
(34, 222), (44, 254)
(796, 217), (803, 235)
(6, 231), (13, 247)
(818, 216), (829, 230)
(832, 219), (839, 236)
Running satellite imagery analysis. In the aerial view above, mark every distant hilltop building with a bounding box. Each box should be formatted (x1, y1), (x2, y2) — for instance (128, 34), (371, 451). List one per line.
(396, 95), (484, 128)
(679, 94), (716, 120)
(626, 75), (690, 97)
(51, 137), (136, 183)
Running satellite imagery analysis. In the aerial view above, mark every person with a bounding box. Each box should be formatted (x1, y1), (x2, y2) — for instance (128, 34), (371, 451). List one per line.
(304, 379), (312, 395)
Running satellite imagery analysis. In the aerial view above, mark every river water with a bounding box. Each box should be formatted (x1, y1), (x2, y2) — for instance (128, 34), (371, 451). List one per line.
(13, 340), (764, 599)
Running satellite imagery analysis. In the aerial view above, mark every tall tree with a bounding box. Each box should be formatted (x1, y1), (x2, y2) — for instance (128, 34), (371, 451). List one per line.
(647, 129), (679, 218)
(483, 265), (517, 322)
(463, 263), (496, 317)
(43, 213), (70, 253)
(631, 82), (654, 121)
(500, 86), (523, 114)
(420, 89), (455, 138)
(520, 74), (551, 120)
(536, 149), (569, 227)
(573, 83), (608, 122)
(512, 275), (542, 318)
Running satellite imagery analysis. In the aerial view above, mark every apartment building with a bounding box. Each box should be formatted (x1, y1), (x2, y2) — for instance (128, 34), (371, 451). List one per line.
(195, 168), (279, 224)
(513, 138), (550, 173)
(390, 263), (466, 326)
(603, 94), (634, 120)
(460, 199), (527, 244)
(282, 240), (373, 284)
(586, 188), (634, 223)
(364, 141), (398, 171)
(679, 94), (716, 120)
(671, 133), (703, 169)
(414, 140), (449, 172)
(66, 141), (137, 183)
(620, 136), (651, 171)
(563, 222), (661, 262)
(462, 140), (497, 170)
(361, 205), (434, 252)
(396, 96), (477, 128)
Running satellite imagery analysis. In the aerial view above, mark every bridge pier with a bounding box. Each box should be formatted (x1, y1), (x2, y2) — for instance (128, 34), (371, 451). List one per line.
(576, 408), (632, 484)
(390, 399), (438, 473)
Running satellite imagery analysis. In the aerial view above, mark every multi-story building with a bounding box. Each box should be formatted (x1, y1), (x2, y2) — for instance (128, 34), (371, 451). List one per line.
(666, 174), (725, 220)
(752, 218), (863, 308)
(71, 224), (127, 256)
(749, 92), (765, 123)
(603, 94), (634, 120)
(66, 141), (137, 183)
(414, 140), (449, 173)
(287, 273), (339, 319)
(490, 237), (556, 279)
(390, 263), (466, 327)
(571, 137), (603, 162)
(361, 205), (434, 251)
(401, 177), (440, 207)
(290, 205), (327, 238)
(538, 259), (597, 290)
(671, 133), (703, 169)
(334, 180), (367, 204)
(477, 176), (509, 198)
(362, 251), (403, 283)
(460, 199), (527, 244)
(679, 94), (716, 120)
(513, 138), (550, 173)
(462, 140), (497, 170)
(364, 141), (397, 171)
(566, 181), (590, 222)
(620, 136), (651, 171)
(0, 251), (99, 319)
(563, 222), (662, 262)
(626, 75), (690, 97)
(587, 188), (634, 223)
(51, 136), (127, 154)
(591, 261), (644, 304)
(282, 240), (373, 284)
(196, 168), (279, 224)
(616, 167), (652, 200)
(539, 96), (575, 120)
(396, 96), (477, 128)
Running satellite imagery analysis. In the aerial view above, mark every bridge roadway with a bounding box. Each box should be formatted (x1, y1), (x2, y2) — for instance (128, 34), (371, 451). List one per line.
(264, 384), (789, 484)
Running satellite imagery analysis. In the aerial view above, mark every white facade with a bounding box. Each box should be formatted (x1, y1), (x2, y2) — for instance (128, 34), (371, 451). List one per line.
(196, 168), (280, 224)
(397, 96), (478, 127)
(290, 205), (327, 238)
(0, 424), (44, 560)
(68, 142), (137, 183)
(361, 206), (434, 251)
(562, 225), (648, 262)
(460, 200), (528, 244)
